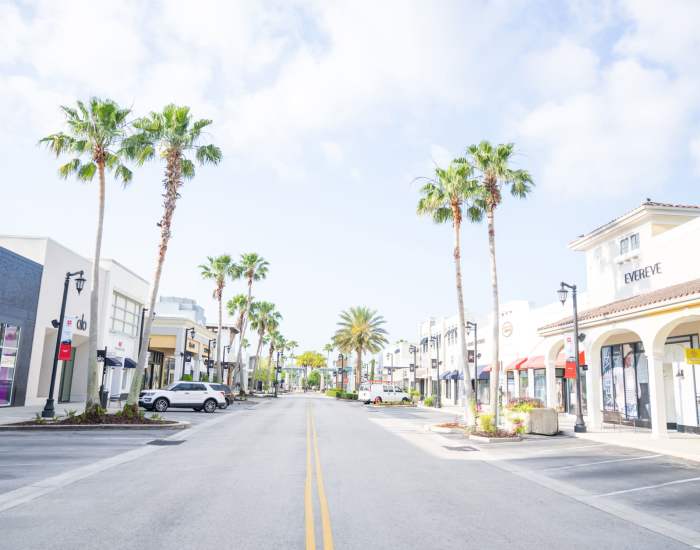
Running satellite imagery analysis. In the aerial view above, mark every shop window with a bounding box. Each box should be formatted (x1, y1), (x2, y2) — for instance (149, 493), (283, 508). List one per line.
(0, 324), (20, 406)
(630, 233), (640, 250)
(602, 341), (648, 420)
(506, 371), (515, 403)
(534, 369), (546, 403)
(519, 370), (529, 398)
(111, 292), (142, 337)
(619, 237), (629, 255)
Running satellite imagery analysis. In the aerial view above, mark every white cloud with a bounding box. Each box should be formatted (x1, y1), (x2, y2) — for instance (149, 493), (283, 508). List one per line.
(524, 39), (599, 98)
(320, 141), (343, 164)
(429, 145), (453, 170)
(690, 138), (700, 176)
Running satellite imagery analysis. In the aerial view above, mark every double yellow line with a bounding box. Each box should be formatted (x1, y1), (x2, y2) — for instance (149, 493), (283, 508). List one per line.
(305, 406), (334, 550)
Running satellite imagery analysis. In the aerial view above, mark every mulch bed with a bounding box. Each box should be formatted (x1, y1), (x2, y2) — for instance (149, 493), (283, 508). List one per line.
(471, 429), (517, 438)
(15, 410), (175, 426)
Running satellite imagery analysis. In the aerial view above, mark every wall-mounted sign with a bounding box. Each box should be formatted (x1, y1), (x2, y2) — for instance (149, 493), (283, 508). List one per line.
(502, 322), (513, 338)
(684, 348), (700, 365)
(624, 262), (661, 284)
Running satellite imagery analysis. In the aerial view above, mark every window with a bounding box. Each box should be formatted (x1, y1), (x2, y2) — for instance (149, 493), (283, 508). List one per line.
(602, 341), (648, 420)
(619, 237), (629, 255)
(630, 233), (640, 250)
(111, 292), (142, 337)
(534, 369), (546, 403)
(519, 370), (529, 398)
(0, 324), (20, 406)
(192, 383), (207, 391)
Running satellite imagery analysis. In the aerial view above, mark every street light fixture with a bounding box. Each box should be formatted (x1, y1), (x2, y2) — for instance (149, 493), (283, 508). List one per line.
(408, 344), (418, 392)
(559, 281), (586, 433)
(466, 321), (478, 403)
(337, 353), (345, 390)
(430, 335), (441, 408)
(42, 270), (85, 418)
(182, 327), (195, 378)
(386, 352), (394, 385)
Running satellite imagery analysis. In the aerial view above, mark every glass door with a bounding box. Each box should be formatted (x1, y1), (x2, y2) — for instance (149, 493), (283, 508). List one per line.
(0, 325), (20, 406)
(58, 348), (76, 402)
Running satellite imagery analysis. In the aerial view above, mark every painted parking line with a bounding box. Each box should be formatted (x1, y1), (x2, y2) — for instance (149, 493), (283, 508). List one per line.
(594, 476), (700, 498)
(545, 454), (663, 471)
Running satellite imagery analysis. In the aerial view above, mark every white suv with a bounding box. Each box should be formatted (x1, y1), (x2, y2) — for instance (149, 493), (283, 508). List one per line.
(358, 383), (410, 405)
(139, 381), (226, 413)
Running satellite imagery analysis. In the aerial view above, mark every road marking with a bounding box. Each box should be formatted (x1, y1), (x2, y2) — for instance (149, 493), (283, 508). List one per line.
(311, 411), (334, 550)
(305, 409), (316, 550)
(530, 443), (609, 455)
(545, 454), (663, 471)
(593, 476), (700, 498)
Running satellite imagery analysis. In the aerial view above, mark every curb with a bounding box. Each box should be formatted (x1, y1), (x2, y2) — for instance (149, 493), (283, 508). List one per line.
(0, 420), (190, 431)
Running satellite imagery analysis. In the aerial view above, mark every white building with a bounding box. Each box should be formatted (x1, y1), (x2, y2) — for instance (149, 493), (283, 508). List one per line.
(0, 236), (148, 406)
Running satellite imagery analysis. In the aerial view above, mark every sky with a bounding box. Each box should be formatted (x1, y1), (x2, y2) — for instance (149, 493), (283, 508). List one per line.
(2, 0), (700, 352)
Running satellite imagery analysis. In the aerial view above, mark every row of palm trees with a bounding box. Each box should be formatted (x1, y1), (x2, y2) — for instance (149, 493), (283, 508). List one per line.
(42, 99), (221, 412)
(417, 141), (533, 425)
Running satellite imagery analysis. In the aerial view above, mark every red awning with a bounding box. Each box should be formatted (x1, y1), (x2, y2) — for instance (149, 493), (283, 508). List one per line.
(505, 358), (528, 370)
(522, 355), (545, 369)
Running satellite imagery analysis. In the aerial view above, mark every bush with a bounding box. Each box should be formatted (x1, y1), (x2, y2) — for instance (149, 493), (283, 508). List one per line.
(511, 416), (527, 435)
(325, 388), (342, 398)
(423, 396), (435, 407)
(181, 374), (193, 381)
(507, 397), (544, 413)
(410, 389), (420, 398)
(479, 413), (496, 434)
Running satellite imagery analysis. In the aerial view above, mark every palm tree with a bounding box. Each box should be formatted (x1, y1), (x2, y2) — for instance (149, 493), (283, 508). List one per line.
(333, 307), (388, 392)
(466, 141), (534, 417)
(226, 293), (249, 384)
(249, 301), (281, 393)
(40, 98), (132, 411)
(199, 255), (237, 382)
(266, 331), (286, 391)
(232, 253), (269, 392)
(124, 105), (222, 407)
(323, 342), (334, 389)
(417, 160), (480, 425)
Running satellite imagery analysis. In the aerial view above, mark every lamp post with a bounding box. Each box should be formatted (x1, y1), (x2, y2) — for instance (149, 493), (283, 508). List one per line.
(42, 270), (86, 418)
(337, 353), (345, 391)
(466, 321), (478, 402)
(206, 339), (216, 380)
(409, 344), (418, 392)
(430, 335), (441, 408)
(182, 327), (195, 379)
(558, 282), (586, 433)
(274, 350), (282, 398)
(386, 352), (394, 385)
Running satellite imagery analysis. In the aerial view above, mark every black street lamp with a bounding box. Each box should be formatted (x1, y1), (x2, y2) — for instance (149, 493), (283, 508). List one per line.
(466, 321), (478, 399)
(182, 327), (195, 378)
(409, 344), (418, 392)
(274, 350), (282, 398)
(559, 281), (586, 433)
(206, 338), (216, 380)
(42, 270), (86, 418)
(386, 352), (394, 385)
(337, 353), (345, 391)
(430, 335), (441, 408)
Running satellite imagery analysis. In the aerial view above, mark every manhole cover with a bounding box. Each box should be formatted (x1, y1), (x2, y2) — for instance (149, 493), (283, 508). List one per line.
(148, 439), (185, 446)
(442, 445), (478, 452)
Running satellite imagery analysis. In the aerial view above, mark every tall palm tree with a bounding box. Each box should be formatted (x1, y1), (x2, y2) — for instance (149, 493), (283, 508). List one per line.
(199, 255), (238, 382)
(466, 141), (533, 417)
(233, 253), (269, 392)
(417, 160), (480, 425)
(249, 301), (281, 392)
(226, 293), (249, 385)
(40, 98), (132, 411)
(333, 307), (388, 392)
(124, 105), (222, 407)
(323, 342), (334, 390)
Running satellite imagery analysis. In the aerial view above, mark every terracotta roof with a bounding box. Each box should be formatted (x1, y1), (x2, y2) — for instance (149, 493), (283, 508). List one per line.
(539, 278), (700, 332)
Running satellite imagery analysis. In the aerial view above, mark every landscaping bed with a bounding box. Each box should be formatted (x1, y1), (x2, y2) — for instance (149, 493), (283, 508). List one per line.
(2, 407), (183, 430)
(370, 401), (416, 408)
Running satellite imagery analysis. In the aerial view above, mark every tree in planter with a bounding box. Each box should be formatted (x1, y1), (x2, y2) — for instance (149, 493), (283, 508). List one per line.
(124, 104), (222, 409)
(333, 307), (388, 392)
(40, 98), (132, 411)
(232, 254), (269, 392)
(199, 255), (238, 382)
(417, 160), (480, 426)
(464, 141), (533, 417)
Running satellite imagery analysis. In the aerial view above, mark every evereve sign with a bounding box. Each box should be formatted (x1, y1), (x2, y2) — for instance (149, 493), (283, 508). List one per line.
(624, 262), (662, 284)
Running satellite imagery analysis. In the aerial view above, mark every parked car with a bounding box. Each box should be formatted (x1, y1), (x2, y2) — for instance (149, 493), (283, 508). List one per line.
(139, 381), (226, 413)
(358, 383), (410, 404)
(208, 383), (233, 408)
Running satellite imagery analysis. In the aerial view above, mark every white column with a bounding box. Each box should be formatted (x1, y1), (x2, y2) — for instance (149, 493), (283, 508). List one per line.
(528, 369), (535, 399)
(545, 360), (557, 408)
(585, 345), (602, 430)
(647, 348), (669, 438)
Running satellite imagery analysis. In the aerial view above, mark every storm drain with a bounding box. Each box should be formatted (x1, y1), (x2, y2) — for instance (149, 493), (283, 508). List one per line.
(442, 445), (478, 452)
(147, 439), (185, 446)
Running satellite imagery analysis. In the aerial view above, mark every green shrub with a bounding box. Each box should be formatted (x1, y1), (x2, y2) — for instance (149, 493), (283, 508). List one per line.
(424, 396), (435, 407)
(326, 388), (341, 398)
(511, 416), (527, 435)
(507, 397), (543, 412)
(200, 374), (209, 382)
(479, 413), (496, 434)
(181, 374), (193, 381)
(410, 389), (420, 398)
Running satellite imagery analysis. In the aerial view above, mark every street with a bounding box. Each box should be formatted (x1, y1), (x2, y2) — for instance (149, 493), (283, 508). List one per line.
(1, 395), (699, 549)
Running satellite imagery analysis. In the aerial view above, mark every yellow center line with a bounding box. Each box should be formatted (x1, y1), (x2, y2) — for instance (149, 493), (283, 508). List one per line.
(305, 409), (316, 550)
(311, 409), (335, 550)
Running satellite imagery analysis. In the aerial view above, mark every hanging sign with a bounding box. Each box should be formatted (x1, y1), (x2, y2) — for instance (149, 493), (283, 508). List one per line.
(58, 316), (77, 361)
(564, 352), (586, 379)
(684, 348), (700, 365)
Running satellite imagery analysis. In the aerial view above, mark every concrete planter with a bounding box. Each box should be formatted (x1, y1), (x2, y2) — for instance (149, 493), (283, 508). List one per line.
(0, 421), (189, 431)
(469, 434), (522, 443)
(529, 408), (559, 435)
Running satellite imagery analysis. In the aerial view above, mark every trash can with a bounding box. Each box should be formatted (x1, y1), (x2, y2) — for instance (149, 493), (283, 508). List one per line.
(99, 389), (109, 409)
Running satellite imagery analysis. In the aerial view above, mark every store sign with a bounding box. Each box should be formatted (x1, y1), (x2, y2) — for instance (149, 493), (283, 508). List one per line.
(624, 262), (661, 284)
(684, 348), (700, 365)
(502, 322), (513, 338)
(58, 316), (77, 361)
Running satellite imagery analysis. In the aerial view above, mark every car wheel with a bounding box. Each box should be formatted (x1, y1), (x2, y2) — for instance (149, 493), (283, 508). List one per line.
(219, 398), (230, 410)
(203, 399), (217, 413)
(154, 398), (168, 413)
(373, 396), (382, 405)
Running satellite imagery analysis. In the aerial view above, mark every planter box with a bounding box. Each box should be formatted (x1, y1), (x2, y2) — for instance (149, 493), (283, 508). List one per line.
(529, 408), (559, 435)
(469, 434), (522, 443)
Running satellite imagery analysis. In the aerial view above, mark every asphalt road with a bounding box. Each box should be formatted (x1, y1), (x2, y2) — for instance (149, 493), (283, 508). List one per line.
(0, 394), (698, 549)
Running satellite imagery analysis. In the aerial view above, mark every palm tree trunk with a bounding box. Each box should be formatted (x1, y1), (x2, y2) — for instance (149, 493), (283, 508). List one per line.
(216, 292), (223, 383)
(355, 348), (362, 392)
(127, 151), (182, 407)
(487, 207), (501, 418)
(452, 213), (475, 426)
(235, 279), (253, 392)
(85, 161), (106, 411)
(251, 330), (264, 393)
(266, 344), (274, 392)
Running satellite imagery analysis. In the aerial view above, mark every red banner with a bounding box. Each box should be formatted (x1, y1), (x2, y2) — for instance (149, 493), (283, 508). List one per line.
(564, 351), (586, 379)
(58, 343), (72, 361)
